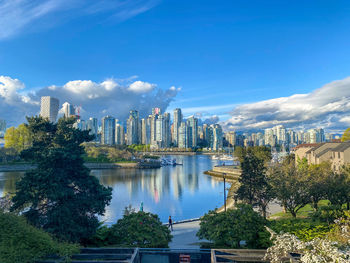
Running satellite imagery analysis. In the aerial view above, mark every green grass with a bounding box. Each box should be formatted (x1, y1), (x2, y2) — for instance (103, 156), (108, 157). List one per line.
(270, 200), (330, 219)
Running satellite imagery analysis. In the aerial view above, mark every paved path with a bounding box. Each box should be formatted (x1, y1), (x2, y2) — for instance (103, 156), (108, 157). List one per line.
(168, 220), (208, 249)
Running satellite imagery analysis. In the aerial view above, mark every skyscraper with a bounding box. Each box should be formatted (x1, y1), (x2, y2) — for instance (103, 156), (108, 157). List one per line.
(102, 116), (115, 145)
(212, 124), (223, 151)
(173, 108), (182, 146)
(178, 122), (188, 148)
(40, 96), (59, 122)
(186, 116), (198, 148)
(163, 112), (171, 147)
(62, 102), (75, 118)
(115, 122), (125, 145)
(126, 110), (139, 145)
(0, 119), (6, 138)
(87, 117), (98, 140)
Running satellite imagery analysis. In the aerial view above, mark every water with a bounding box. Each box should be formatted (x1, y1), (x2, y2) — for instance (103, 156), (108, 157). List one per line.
(0, 155), (230, 223)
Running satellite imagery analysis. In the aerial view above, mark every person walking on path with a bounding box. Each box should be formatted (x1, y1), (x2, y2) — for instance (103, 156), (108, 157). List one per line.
(168, 216), (173, 231)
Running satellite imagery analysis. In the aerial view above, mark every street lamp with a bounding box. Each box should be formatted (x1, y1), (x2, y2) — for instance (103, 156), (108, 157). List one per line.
(223, 173), (226, 212)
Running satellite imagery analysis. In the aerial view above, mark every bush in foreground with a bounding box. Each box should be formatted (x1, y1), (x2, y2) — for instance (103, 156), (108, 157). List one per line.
(0, 211), (79, 263)
(197, 204), (270, 248)
(87, 211), (172, 248)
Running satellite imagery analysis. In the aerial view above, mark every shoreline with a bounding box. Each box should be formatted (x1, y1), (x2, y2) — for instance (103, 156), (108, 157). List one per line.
(0, 161), (161, 172)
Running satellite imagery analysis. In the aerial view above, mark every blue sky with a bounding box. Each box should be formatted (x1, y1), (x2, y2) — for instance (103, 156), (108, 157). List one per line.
(1, 0), (350, 132)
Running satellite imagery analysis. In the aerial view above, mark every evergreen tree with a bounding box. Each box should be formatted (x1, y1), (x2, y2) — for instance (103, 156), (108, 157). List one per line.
(11, 117), (112, 243)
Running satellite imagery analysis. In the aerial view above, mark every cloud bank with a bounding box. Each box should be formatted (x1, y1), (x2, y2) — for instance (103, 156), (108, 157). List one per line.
(0, 0), (160, 39)
(0, 76), (180, 126)
(225, 77), (350, 133)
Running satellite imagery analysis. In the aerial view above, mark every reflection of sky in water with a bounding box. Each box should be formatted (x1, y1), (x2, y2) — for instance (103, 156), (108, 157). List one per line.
(0, 155), (231, 223)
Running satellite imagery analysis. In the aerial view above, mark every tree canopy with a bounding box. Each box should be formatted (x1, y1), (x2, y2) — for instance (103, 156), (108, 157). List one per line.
(4, 124), (32, 153)
(341, 127), (350, 142)
(197, 204), (269, 248)
(107, 211), (172, 248)
(11, 116), (112, 243)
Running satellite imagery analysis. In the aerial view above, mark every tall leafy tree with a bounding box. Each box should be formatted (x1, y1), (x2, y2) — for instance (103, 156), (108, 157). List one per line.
(270, 162), (310, 217)
(11, 117), (112, 243)
(235, 149), (273, 218)
(341, 127), (350, 142)
(4, 124), (33, 153)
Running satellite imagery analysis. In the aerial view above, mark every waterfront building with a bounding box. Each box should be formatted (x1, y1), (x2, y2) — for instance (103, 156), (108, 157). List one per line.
(226, 131), (236, 147)
(115, 122), (125, 145)
(211, 124), (223, 151)
(0, 119), (5, 138)
(102, 116), (115, 145)
(40, 96), (59, 122)
(73, 119), (86, 130)
(141, 118), (151, 145)
(178, 122), (188, 148)
(172, 108), (182, 146)
(186, 116), (198, 148)
(126, 110), (139, 145)
(62, 102), (75, 118)
(87, 117), (98, 141)
(163, 113), (171, 147)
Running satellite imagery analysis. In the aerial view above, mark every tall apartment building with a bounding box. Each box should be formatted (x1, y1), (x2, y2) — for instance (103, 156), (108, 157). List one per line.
(141, 118), (151, 145)
(178, 122), (188, 148)
(102, 116), (115, 145)
(86, 117), (98, 140)
(126, 110), (139, 145)
(163, 113), (171, 147)
(172, 108), (182, 146)
(40, 96), (59, 122)
(211, 124), (223, 151)
(62, 102), (75, 118)
(0, 119), (6, 138)
(115, 122), (125, 145)
(186, 116), (198, 148)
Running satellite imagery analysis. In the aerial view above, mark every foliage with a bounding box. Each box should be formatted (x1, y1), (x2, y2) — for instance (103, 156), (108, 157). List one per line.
(234, 146), (271, 164)
(108, 211), (172, 248)
(197, 204), (270, 248)
(235, 148), (274, 218)
(4, 124), (33, 153)
(341, 127), (350, 142)
(0, 211), (79, 263)
(11, 116), (112, 243)
(269, 218), (330, 241)
(128, 144), (151, 152)
(312, 205), (345, 225)
(84, 144), (134, 162)
(85, 223), (111, 247)
(306, 162), (331, 210)
(0, 147), (19, 163)
(270, 161), (310, 217)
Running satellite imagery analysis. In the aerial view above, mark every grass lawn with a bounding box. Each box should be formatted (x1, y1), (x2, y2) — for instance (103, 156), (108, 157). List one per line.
(269, 200), (330, 219)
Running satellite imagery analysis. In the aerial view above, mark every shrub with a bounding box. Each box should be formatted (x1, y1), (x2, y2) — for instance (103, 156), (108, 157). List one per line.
(269, 218), (330, 241)
(197, 204), (270, 248)
(0, 212), (79, 263)
(107, 211), (172, 248)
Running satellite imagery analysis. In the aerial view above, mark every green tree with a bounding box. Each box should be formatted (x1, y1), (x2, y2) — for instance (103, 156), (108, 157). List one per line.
(235, 150), (274, 218)
(11, 116), (112, 243)
(108, 211), (172, 248)
(306, 162), (331, 211)
(341, 127), (350, 142)
(197, 204), (269, 248)
(0, 211), (79, 263)
(4, 124), (32, 153)
(270, 162), (310, 217)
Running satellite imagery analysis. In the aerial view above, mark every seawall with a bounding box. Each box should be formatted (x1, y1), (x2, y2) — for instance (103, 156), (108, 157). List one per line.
(0, 161), (161, 172)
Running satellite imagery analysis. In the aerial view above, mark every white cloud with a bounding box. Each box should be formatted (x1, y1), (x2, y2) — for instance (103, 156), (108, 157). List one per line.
(0, 75), (179, 127)
(224, 77), (350, 133)
(0, 0), (159, 40)
(128, 81), (156, 93)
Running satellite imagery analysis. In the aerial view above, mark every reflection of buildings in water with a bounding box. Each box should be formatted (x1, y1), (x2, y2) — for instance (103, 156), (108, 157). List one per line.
(186, 156), (199, 193)
(171, 167), (184, 200)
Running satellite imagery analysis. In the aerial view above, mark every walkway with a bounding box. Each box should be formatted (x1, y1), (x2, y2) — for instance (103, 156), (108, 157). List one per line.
(168, 220), (208, 249)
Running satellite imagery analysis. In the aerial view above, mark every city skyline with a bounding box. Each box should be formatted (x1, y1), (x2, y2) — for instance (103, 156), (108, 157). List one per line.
(1, 1), (350, 132)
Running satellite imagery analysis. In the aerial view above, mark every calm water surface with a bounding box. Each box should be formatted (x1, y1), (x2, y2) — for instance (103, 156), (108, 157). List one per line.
(0, 155), (230, 223)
